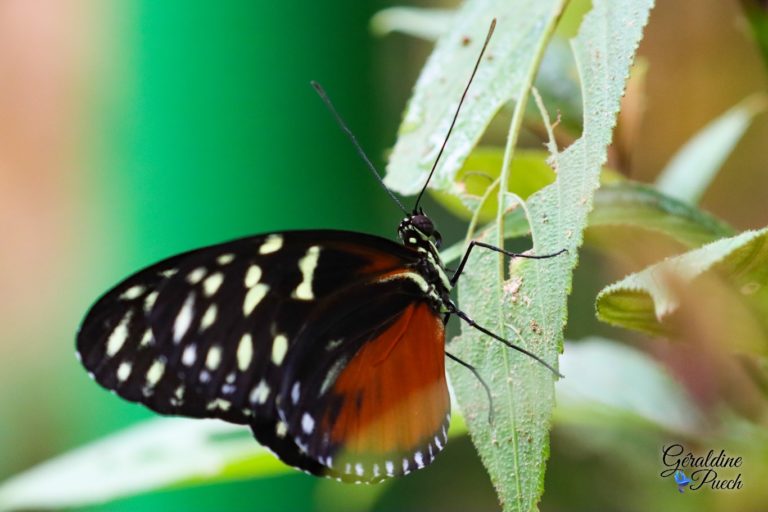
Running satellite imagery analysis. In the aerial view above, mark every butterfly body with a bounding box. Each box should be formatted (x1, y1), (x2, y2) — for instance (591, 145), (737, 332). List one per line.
(78, 216), (454, 482)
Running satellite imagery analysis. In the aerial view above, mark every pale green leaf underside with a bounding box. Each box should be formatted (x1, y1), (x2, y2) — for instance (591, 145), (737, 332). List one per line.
(655, 94), (766, 205)
(445, 1), (654, 511)
(596, 227), (768, 335)
(555, 338), (701, 435)
(0, 415), (468, 511)
(0, 419), (270, 512)
(383, 0), (569, 196)
(370, 6), (455, 40)
(372, 6), (584, 134)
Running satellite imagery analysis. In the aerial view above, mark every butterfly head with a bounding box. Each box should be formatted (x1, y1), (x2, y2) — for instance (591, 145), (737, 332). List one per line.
(399, 208), (442, 250)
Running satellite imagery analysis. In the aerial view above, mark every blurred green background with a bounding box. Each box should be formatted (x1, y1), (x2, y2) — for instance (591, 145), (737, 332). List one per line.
(1, 0), (767, 511)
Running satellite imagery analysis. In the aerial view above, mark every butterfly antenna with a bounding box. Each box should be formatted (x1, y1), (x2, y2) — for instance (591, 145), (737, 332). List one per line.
(413, 18), (496, 212)
(311, 81), (408, 215)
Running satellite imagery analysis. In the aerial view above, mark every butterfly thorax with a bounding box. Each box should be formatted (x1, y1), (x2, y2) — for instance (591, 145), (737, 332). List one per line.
(397, 213), (452, 314)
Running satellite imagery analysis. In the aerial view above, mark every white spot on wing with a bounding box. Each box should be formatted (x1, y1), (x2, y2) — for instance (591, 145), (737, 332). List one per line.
(187, 267), (206, 284)
(237, 333), (253, 371)
(244, 265), (262, 288)
(160, 268), (178, 278)
(139, 329), (153, 347)
(173, 294), (195, 343)
(106, 311), (132, 357)
(373, 464), (380, 477)
(116, 362), (132, 381)
(301, 412), (315, 434)
(217, 253), (235, 265)
(206, 345), (222, 370)
(271, 334), (288, 365)
(181, 344), (197, 366)
(325, 338), (343, 351)
(259, 234), (283, 254)
(250, 379), (270, 404)
(146, 358), (166, 387)
(243, 264), (269, 315)
(292, 246), (320, 300)
(320, 357), (347, 395)
(385, 461), (394, 476)
(275, 421), (288, 438)
(291, 382), (301, 404)
(402, 458), (410, 473)
(414, 451), (424, 468)
(120, 285), (145, 300)
(207, 398), (231, 411)
(355, 463), (364, 476)
(203, 272), (224, 296)
(143, 291), (158, 313)
(200, 304), (217, 331)
(243, 284), (269, 316)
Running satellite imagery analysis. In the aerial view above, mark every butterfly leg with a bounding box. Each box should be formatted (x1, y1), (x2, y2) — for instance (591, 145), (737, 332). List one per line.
(445, 351), (494, 424)
(449, 306), (563, 378)
(450, 241), (566, 286)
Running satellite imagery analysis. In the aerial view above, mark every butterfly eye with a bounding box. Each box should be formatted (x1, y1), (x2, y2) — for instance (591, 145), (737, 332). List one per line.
(410, 214), (435, 236)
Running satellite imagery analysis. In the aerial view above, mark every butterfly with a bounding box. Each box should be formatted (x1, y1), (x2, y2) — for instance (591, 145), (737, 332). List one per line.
(76, 19), (562, 483)
(674, 470), (691, 493)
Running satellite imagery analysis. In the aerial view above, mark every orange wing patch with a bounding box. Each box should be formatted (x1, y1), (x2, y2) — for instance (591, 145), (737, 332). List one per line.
(331, 241), (414, 276)
(322, 302), (449, 479)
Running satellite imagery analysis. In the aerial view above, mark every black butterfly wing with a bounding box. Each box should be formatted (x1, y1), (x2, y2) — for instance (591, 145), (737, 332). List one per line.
(76, 230), (426, 447)
(76, 248), (225, 419)
(274, 274), (450, 482)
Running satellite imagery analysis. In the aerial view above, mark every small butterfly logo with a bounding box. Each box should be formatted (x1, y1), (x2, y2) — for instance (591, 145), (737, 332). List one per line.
(674, 470), (691, 493)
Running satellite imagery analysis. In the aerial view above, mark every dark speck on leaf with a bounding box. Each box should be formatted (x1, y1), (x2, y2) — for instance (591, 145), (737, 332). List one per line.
(462, 36), (471, 46)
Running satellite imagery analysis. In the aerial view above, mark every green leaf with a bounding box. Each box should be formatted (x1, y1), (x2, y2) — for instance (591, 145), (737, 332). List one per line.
(555, 338), (702, 435)
(589, 181), (734, 247)
(431, 148), (556, 222)
(444, 1), (655, 511)
(0, 419), (274, 511)
(371, 7), (584, 135)
(655, 95), (766, 205)
(596, 227), (768, 337)
(370, 6), (455, 40)
(383, 0), (571, 196)
(740, 0), (768, 69)
(0, 417), (469, 510)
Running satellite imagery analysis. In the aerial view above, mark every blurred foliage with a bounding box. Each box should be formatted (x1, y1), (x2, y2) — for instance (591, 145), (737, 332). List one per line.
(597, 228), (768, 339)
(2, 0), (768, 511)
(655, 95), (766, 205)
(741, 0), (768, 68)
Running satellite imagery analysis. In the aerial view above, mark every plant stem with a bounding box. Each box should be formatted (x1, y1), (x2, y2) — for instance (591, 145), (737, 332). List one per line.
(495, 2), (568, 280)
